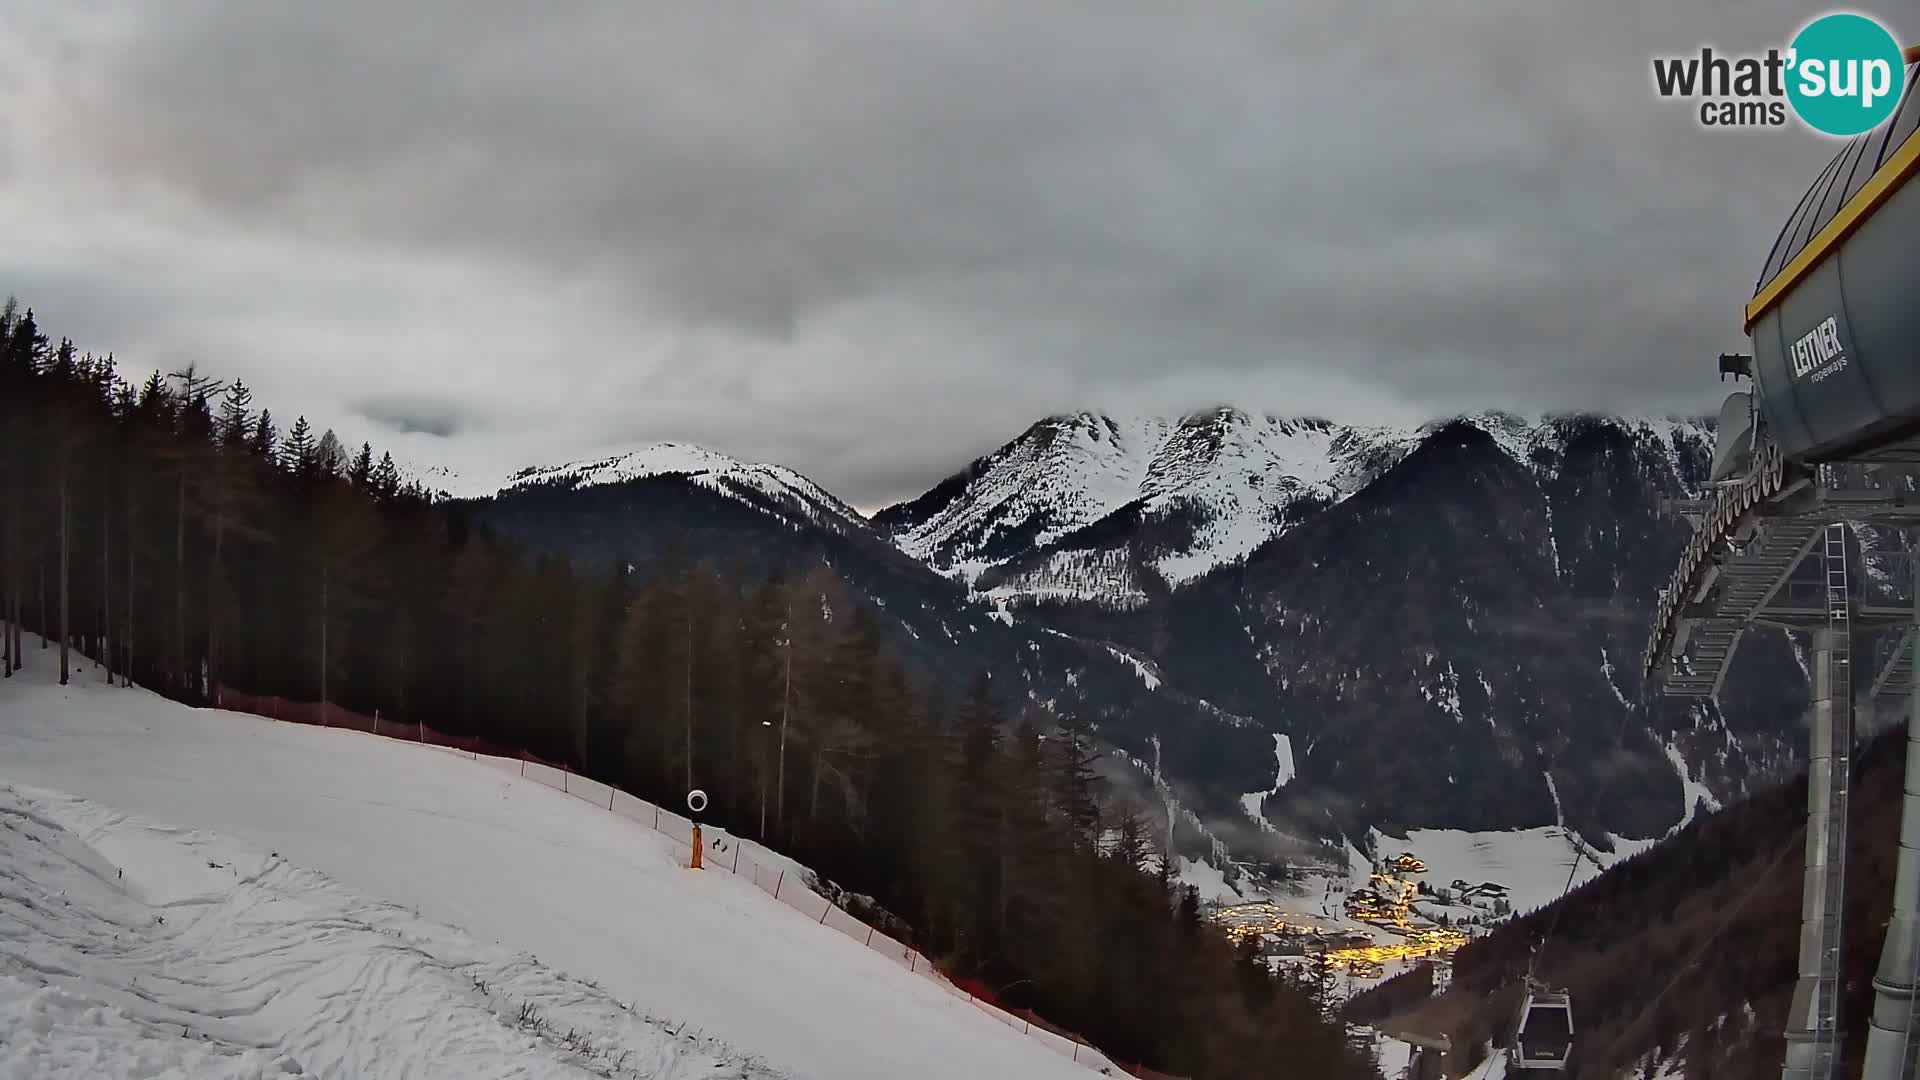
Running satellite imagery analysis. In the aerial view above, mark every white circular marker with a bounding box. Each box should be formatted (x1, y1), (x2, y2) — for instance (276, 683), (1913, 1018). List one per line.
(687, 789), (708, 814)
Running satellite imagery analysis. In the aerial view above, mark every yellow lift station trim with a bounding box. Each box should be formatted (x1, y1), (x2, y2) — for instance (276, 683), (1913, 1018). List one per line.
(1746, 115), (1920, 332)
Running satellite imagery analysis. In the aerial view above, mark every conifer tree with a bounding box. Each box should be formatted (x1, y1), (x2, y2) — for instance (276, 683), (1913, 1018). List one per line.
(251, 409), (278, 464)
(0, 301), (1387, 1080)
(280, 416), (316, 478)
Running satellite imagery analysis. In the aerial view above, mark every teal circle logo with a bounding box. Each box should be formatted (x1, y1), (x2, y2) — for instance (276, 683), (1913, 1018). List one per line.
(1786, 13), (1906, 136)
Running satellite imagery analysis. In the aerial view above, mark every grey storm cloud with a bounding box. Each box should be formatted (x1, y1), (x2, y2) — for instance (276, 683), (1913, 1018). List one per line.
(351, 396), (471, 440)
(0, 0), (1890, 506)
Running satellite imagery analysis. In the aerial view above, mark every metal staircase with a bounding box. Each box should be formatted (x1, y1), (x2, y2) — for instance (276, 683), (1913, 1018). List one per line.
(1873, 626), (1917, 706)
(1664, 518), (1826, 698)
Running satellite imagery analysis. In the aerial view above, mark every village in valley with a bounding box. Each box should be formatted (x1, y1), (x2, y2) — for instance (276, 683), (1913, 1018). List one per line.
(1204, 848), (1515, 992)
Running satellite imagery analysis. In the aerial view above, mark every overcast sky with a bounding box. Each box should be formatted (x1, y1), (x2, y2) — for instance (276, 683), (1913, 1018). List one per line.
(0, 2), (1894, 507)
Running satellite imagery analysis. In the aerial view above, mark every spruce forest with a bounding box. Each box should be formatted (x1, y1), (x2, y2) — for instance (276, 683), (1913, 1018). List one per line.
(0, 301), (1381, 1080)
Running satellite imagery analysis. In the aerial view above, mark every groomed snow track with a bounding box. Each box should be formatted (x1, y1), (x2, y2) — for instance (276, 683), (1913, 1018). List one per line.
(0, 659), (1112, 1080)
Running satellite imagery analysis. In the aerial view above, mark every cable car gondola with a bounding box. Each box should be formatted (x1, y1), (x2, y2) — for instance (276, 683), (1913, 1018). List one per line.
(1509, 984), (1573, 1072)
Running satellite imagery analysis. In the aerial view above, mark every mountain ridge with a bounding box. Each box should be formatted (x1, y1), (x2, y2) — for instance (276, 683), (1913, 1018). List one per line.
(446, 407), (1813, 880)
(876, 409), (1715, 609)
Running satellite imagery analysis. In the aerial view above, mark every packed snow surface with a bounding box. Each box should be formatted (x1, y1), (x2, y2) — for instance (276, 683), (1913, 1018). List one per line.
(0, 783), (772, 1080)
(0, 660), (1094, 1080)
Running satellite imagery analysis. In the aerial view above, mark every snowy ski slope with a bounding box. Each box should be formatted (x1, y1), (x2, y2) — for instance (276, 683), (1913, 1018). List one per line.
(0, 783), (774, 1079)
(0, 659), (1098, 1080)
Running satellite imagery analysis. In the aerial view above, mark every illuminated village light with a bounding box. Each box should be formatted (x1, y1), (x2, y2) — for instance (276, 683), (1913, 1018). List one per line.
(1207, 850), (1477, 972)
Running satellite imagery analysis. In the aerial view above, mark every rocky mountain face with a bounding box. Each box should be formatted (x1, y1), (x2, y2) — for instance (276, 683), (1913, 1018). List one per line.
(452, 412), (1830, 873)
(1128, 416), (1803, 843)
(875, 410), (1419, 604)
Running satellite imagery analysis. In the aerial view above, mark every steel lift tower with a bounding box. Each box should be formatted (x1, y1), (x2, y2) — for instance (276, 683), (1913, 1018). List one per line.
(1644, 58), (1920, 1080)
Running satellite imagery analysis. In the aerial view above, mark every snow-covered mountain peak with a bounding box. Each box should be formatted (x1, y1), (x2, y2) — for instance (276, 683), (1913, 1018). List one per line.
(502, 443), (846, 506)
(877, 409), (1715, 606)
(877, 410), (1423, 594)
(497, 442), (868, 529)
(1416, 411), (1713, 473)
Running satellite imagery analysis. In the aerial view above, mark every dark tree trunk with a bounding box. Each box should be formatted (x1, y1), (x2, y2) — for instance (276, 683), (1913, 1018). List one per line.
(9, 534), (20, 673)
(208, 507), (224, 693)
(8, 506), (22, 670)
(58, 463), (69, 684)
(125, 538), (136, 689)
(100, 474), (110, 678)
(778, 607), (792, 830)
(2, 498), (12, 678)
(320, 559), (329, 721)
(174, 472), (186, 695)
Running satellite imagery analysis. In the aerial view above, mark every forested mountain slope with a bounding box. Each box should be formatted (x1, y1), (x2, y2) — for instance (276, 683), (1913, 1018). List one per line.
(466, 412), (1815, 861)
(1349, 725), (1910, 1078)
(0, 301), (1377, 1080)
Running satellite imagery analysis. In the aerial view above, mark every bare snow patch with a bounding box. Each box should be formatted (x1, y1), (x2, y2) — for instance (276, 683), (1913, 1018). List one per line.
(1271, 734), (1296, 789)
(1105, 646), (1163, 691)
(1175, 856), (1247, 905)
(1600, 649), (1632, 709)
(1663, 741), (1722, 832)
(1420, 662), (1464, 722)
(1237, 735), (1296, 831)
